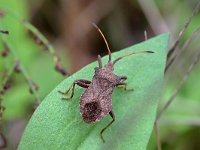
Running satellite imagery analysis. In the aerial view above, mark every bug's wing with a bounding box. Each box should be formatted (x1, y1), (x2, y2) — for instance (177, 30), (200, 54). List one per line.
(91, 77), (114, 107)
(80, 77), (114, 123)
(81, 77), (114, 102)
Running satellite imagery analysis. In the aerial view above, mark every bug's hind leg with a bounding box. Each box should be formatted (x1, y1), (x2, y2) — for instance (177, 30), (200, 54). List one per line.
(116, 76), (133, 91)
(58, 79), (91, 100)
(100, 110), (115, 143)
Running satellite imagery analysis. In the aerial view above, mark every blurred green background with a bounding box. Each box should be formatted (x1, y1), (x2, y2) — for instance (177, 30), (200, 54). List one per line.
(0, 0), (200, 149)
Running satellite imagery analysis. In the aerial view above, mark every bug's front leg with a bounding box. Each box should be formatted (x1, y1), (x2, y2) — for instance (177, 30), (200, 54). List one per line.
(58, 79), (91, 100)
(116, 76), (133, 91)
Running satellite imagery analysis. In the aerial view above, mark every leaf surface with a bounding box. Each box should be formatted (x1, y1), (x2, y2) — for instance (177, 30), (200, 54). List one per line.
(18, 33), (169, 150)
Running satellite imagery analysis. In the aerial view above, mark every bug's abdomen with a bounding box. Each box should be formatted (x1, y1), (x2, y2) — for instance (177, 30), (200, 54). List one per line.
(81, 101), (102, 123)
(80, 77), (114, 123)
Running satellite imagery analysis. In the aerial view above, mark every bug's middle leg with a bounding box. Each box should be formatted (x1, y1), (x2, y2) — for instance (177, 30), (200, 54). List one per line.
(100, 110), (115, 143)
(116, 76), (133, 91)
(58, 79), (91, 100)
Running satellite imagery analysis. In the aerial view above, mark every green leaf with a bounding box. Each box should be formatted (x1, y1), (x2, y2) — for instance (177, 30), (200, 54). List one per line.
(18, 33), (169, 150)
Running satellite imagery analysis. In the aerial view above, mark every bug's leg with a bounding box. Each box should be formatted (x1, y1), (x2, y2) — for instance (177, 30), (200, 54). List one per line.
(116, 82), (134, 91)
(58, 79), (91, 100)
(97, 55), (102, 68)
(120, 76), (127, 80)
(116, 76), (133, 91)
(58, 79), (91, 95)
(100, 110), (115, 143)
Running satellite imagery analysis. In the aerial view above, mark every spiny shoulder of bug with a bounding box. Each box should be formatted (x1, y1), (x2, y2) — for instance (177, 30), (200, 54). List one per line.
(94, 60), (121, 84)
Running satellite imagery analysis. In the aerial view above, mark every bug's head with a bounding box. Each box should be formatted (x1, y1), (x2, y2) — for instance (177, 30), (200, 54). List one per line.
(94, 62), (114, 76)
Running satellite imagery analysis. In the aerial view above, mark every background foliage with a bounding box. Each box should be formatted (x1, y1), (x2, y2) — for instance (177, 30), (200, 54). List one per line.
(18, 33), (168, 150)
(0, 0), (200, 149)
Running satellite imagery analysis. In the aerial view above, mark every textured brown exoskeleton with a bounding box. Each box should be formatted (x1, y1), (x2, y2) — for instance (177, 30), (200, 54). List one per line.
(59, 23), (153, 142)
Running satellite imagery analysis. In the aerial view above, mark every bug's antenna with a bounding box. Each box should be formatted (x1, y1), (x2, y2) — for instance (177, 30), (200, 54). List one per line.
(113, 50), (154, 65)
(92, 23), (112, 63)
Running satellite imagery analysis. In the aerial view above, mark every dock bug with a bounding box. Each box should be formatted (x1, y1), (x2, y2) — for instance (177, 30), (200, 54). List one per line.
(59, 23), (154, 142)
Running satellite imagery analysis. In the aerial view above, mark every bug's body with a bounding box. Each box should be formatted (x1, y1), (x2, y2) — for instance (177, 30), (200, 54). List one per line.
(80, 63), (120, 123)
(59, 23), (153, 142)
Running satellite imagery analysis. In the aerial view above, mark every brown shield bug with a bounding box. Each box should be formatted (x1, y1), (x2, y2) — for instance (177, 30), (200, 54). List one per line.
(59, 23), (154, 142)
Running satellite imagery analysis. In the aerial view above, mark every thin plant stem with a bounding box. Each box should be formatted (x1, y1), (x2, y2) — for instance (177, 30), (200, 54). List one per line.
(155, 51), (200, 150)
(0, 62), (15, 94)
(157, 51), (200, 120)
(1, 8), (68, 76)
(166, 26), (200, 72)
(154, 120), (162, 150)
(0, 35), (40, 101)
(167, 1), (200, 61)
(23, 22), (57, 62)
